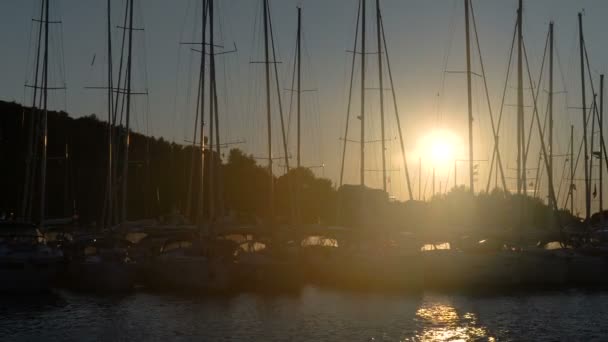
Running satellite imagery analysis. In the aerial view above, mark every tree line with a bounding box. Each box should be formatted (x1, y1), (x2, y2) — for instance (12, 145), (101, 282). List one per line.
(1, 100), (577, 242)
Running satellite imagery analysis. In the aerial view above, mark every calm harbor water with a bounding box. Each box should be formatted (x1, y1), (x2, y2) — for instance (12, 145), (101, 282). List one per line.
(2, 287), (608, 341)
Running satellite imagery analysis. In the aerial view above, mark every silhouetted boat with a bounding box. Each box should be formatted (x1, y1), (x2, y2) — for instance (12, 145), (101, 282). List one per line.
(136, 228), (235, 292)
(60, 234), (136, 292)
(0, 222), (63, 293)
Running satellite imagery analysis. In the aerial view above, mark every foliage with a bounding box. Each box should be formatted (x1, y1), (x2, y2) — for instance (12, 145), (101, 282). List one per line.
(0, 100), (579, 242)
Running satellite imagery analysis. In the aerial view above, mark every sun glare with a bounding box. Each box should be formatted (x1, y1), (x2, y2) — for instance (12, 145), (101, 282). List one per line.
(430, 139), (453, 165)
(417, 129), (462, 168)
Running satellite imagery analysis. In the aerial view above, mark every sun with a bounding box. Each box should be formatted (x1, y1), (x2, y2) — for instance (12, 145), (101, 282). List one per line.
(430, 139), (454, 165)
(417, 129), (462, 168)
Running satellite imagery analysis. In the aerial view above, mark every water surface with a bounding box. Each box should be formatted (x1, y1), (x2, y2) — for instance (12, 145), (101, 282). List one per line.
(2, 287), (608, 341)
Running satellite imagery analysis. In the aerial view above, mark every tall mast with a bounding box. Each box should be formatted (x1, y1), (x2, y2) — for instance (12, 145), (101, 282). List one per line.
(464, 0), (474, 193)
(263, 0), (274, 223)
(590, 94), (596, 215)
(379, 14), (414, 199)
(121, 0), (134, 223)
(432, 167), (436, 197)
(338, 1), (360, 187)
(212, 0), (222, 220)
(517, 0), (525, 195)
(570, 125), (574, 214)
(376, 0), (386, 192)
(104, 0), (114, 227)
(548, 21), (554, 209)
(360, 0), (366, 186)
(419, 157), (422, 200)
(208, 0), (215, 220)
(579, 12), (590, 221)
(454, 161), (457, 188)
(39, 0), (50, 226)
(601, 74), (605, 219)
(21, 0), (45, 221)
(296, 7), (302, 168)
(199, 0), (208, 224)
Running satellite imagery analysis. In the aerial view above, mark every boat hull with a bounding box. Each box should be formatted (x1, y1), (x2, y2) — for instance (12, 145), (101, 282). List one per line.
(138, 258), (235, 293)
(0, 261), (58, 293)
(60, 262), (136, 293)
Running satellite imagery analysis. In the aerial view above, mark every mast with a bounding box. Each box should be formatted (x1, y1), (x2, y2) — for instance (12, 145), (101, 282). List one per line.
(517, 0), (524, 195)
(601, 74), (605, 219)
(454, 161), (457, 188)
(579, 12), (590, 221)
(376, 0), (386, 192)
(39, 0), (50, 226)
(263, 0), (274, 223)
(104, 0), (114, 227)
(21, 0), (45, 221)
(360, 0), (366, 186)
(464, 0), (474, 193)
(212, 0), (222, 220)
(208, 0), (215, 220)
(110, 0), (129, 224)
(379, 13), (414, 199)
(591, 94), (597, 214)
(419, 157), (422, 200)
(432, 167), (436, 197)
(570, 124), (574, 214)
(338, 0), (360, 187)
(548, 21), (554, 209)
(296, 7), (302, 168)
(120, 0), (134, 223)
(185, 0), (208, 219)
(199, 0), (208, 224)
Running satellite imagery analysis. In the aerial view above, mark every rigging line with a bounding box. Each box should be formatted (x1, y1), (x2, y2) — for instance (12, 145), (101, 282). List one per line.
(422, 168), (431, 201)
(267, 0), (290, 173)
(583, 42), (608, 175)
(523, 37), (559, 212)
(339, 0), (361, 187)
(534, 103), (550, 198)
(380, 9), (413, 200)
(58, 0), (68, 111)
(23, 0), (36, 105)
(523, 31), (549, 165)
(170, 0), (194, 143)
(113, 0), (130, 128)
(556, 157), (568, 204)
(21, 0), (46, 220)
(267, 0), (297, 224)
(435, 0), (458, 121)
(553, 32), (570, 122)
(300, 29), (322, 168)
(589, 96), (597, 204)
(470, 0), (507, 191)
(486, 20), (516, 193)
(301, 30), (324, 168)
(286, 25), (298, 146)
(565, 103), (595, 210)
(136, 0), (151, 137)
(584, 42), (601, 122)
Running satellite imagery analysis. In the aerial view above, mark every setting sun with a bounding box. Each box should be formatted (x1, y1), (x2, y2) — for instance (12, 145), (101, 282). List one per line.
(418, 129), (462, 167)
(430, 138), (454, 165)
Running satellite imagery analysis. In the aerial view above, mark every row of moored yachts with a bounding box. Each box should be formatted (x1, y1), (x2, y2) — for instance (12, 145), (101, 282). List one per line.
(3, 218), (608, 294)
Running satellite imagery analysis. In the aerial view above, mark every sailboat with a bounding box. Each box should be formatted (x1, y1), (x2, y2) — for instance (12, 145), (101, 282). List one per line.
(1, 0), (64, 293)
(60, 0), (142, 293)
(305, 0), (423, 292)
(134, 0), (241, 293)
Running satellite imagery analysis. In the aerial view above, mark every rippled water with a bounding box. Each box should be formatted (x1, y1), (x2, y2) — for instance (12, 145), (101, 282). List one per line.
(2, 287), (608, 341)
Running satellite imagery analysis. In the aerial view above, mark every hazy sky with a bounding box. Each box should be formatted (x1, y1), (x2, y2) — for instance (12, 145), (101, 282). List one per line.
(2, 0), (608, 214)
